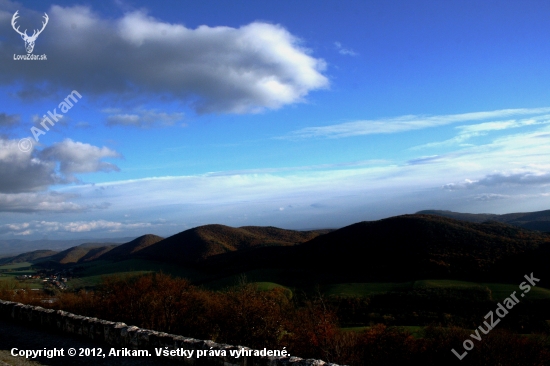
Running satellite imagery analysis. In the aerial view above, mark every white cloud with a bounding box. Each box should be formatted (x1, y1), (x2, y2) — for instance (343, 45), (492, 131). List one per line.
(444, 170), (550, 190)
(0, 138), (60, 193)
(39, 139), (121, 177)
(0, 137), (121, 211)
(283, 107), (550, 139)
(334, 42), (357, 56)
(0, 192), (110, 213)
(0, 4), (328, 114)
(412, 115), (550, 150)
(456, 119), (542, 134)
(0, 219), (153, 235)
(5, 127), (550, 237)
(471, 193), (509, 201)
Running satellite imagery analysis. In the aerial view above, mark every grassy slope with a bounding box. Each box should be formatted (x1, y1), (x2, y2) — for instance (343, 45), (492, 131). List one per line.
(68, 258), (206, 289)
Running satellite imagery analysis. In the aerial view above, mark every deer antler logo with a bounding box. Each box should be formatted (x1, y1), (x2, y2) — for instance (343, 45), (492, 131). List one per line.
(11, 11), (49, 54)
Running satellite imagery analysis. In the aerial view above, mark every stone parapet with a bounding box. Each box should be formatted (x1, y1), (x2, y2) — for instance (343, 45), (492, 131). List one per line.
(0, 300), (342, 365)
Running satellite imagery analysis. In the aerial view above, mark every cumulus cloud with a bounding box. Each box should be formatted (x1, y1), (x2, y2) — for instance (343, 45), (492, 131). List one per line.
(0, 138), (59, 193)
(39, 139), (121, 177)
(105, 109), (184, 128)
(0, 136), (120, 212)
(0, 137), (121, 204)
(0, 4), (328, 114)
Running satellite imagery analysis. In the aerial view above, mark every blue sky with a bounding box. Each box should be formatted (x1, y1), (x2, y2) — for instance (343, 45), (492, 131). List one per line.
(1, 0), (550, 239)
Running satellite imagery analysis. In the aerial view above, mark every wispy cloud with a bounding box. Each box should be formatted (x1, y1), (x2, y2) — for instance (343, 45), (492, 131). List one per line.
(471, 193), (509, 201)
(281, 107), (550, 139)
(105, 108), (184, 128)
(407, 155), (441, 165)
(412, 115), (550, 150)
(334, 42), (357, 56)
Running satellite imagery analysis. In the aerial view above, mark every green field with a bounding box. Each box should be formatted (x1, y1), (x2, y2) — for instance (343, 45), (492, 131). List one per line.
(4, 270), (36, 276)
(314, 279), (550, 301)
(323, 282), (414, 297)
(413, 279), (486, 289)
(0, 262), (41, 289)
(0, 262), (33, 271)
(0, 276), (42, 290)
(68, 271), (153, 288)
(0, 276), (17, 283)
(481, 282), (550, 301)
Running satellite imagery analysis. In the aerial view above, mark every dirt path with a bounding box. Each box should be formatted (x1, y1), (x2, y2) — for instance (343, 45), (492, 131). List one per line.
(0, 320), (178, 366)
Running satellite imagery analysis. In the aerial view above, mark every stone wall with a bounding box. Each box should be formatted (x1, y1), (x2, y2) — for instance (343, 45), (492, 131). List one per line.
(0, 300), (340, 365)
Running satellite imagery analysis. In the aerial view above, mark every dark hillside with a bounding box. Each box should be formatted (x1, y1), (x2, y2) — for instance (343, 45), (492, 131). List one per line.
(0, 250), (58, 265)
(138, 225), (329, 264)
(46, 244), (118, 264)
(295, 214), (550, 279)
(418, 209), (550, 231)
(200, 214), (550, 284)
(416, 210), (498, 223)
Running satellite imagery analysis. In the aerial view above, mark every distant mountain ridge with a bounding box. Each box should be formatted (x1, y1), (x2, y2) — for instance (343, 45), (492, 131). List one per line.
(417, 209), (550, 231)
(1, 225), (331, 267)
(4, 211), (550, 287)
(0, 237), (134, 257)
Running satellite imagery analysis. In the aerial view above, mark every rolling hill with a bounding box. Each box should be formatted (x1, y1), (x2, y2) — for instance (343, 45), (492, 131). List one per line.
(0, 250), (58, 265)
(98, 234), (164, 260)
(417, 209), (550, 231)
(44, 243), (119, 264)
(0, 237), (134, 256)
(7, 212), (550, 289)
(198, 214), (550, 284)
(134, 224), (331, 264)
